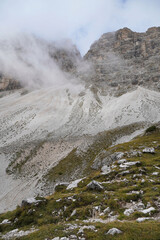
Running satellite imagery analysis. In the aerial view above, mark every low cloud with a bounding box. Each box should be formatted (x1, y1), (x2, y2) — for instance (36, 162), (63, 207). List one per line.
(0, 34), (83, 90)
(0, 0), (159, 55)
(0, 0), (159, 89)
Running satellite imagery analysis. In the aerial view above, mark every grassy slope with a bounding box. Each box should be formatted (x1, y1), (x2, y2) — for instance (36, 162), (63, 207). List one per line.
(0, 126), (160, 240)
(45, 123), (144, 183)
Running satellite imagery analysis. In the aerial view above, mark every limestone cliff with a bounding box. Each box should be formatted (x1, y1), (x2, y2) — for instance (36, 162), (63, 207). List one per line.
(84, 27), (160, 94)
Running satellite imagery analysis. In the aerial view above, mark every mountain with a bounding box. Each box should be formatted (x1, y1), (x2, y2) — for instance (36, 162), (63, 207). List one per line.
(0, 126), (160, 239)
(0, 27), (160, 239)
(84, 27), (160, 95)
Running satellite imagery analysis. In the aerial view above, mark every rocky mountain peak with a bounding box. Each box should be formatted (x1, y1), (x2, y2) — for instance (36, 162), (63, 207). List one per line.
(84, 26), (160, 94)
(116, 27), (134, 41)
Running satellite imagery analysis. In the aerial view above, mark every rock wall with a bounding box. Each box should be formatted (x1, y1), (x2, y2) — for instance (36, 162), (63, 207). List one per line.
(84, 27), (160, 94)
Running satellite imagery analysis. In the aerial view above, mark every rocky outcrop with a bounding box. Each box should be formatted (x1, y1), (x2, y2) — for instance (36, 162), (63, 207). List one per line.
(0, 76), (21, 91)
(84, 27), (160, 94)
(48, 41), (82, 73)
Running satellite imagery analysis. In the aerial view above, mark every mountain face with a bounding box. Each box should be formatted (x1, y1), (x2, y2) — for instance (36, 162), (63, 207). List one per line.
(84, 27), (160, 95)
(0, 27), (160, 213)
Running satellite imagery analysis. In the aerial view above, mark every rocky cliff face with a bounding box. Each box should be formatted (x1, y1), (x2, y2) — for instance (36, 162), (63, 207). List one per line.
(84, 27), (160, 95)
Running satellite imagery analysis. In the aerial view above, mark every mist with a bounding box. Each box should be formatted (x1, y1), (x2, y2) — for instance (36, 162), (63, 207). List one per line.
(0, 0), (159, 55)
(0, 33), (84, 90)
(0, 0), (159, 89)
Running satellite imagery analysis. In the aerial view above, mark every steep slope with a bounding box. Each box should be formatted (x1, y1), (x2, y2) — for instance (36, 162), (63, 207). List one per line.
(0, 127), (160, 240)
(0, 27), (160, 214)
(0, 86), (160, 212)
(1, 86), (159, 149)
(84, 27), (160, 95)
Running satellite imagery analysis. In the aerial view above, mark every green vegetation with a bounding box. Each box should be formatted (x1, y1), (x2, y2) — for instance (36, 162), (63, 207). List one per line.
(146, 125), (157, 133)
(46, 122), (144, 183)
(6, 140), (45, 175)
(0, 125), (160, 239)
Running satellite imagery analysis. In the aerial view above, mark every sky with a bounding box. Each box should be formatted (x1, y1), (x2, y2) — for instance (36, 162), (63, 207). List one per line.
(0, 0), (159, 55)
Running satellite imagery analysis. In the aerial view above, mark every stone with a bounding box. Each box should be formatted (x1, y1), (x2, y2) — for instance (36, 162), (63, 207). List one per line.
(103, 207), (110, 214)
(124, 208), (134, 216)
(117, 159), (127, 164)
(101, 165), (111, 174)
(0, 219), (11, 225)
(71, 209), (77, 217)
(106, 228), (122, 235)
(78, 225), (96, 234)
(137, 202), (145, 210)
(140, 207), (155, 214)
(143, 147), (155, 154)
(119, 161), (141, 168)
(67, 179), (83, 190)
(111, 152), (124, 160)
(87, 180), (104, 191)
(69, 235), (77, 240)
(2, 228), (38, 239)
(136, 217), (153, 223)
(21, 198), (42, 207)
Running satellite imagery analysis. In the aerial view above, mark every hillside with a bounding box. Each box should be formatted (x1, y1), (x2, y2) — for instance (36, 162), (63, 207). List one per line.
(84, 27), (160, 95)
(0, 26), (160, 239)
(0, 126), (160, 239)
(0, 86), (160, 213)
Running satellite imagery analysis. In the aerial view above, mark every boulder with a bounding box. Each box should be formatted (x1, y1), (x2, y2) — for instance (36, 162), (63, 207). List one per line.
(101, 165), (111, 175)
(119, 161), (141, 168)
(67, 179), (83, 190)
(124, 208), (134, 216)
(21, 197), (42, 207)
(106, 228), (122, 235)
(0, 219), (11, 225)
(143, 147), (155, 154)
(136, 217), (153, 223)
(140, 207), (155, 214)
(87, 180), (104, 191)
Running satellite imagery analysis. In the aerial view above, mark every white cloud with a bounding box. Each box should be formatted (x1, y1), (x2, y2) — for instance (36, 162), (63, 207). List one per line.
(0, 0), (159, 54)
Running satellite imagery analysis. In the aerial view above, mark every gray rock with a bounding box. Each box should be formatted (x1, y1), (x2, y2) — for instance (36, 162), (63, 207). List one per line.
(106, 228), (122, 235)
(140, 207), (155, 214)
(119, 161), (141, 168)
(71, 209), (77, 217)
(101, 165), (111, 174)
(124, 208), (134, 216)
(117, 159), (127, 164)
(69, 235), (77, 240)
(0, 219), (11, 225)
(21, 198), (42, 207)
(136, 217), (153, 222)
(87, 180), (104, 191)
(143, 147), (155, 154)
(103, 207), (110, 214)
